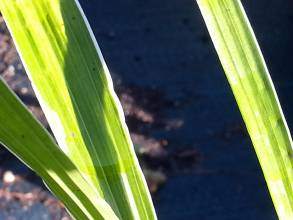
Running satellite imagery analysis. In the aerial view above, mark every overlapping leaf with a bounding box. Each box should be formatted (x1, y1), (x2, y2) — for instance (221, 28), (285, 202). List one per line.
(0, 0), (156, 219)
(0, 79), (118, 220)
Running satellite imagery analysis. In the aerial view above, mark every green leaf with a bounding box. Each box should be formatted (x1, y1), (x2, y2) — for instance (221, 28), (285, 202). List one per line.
(0, 79), (118, 220)
(196, 0), (293, 219)
(0, 0), (156, 219)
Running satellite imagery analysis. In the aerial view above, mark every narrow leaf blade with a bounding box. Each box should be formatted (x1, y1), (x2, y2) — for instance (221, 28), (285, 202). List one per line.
(0, 79), (118, 220)
(196, 0), (293, 219)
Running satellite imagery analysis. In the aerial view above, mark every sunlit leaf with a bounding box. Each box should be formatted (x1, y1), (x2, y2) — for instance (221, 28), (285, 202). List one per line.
(0, 79), (118, 220)
(196, 0), (293, 219)
(0, 0), (156, 219)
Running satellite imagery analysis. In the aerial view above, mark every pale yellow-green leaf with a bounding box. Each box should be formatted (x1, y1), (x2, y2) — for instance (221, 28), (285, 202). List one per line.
(0, 0), (156, 219)
(196, 0), (293, 219)
(0, 79), (118, 220)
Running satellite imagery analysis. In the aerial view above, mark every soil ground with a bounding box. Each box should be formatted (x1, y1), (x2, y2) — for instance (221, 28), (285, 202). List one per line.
(0, 0), (293, 219)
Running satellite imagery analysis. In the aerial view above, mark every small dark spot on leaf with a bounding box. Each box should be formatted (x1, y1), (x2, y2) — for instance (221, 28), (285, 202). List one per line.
(288, 150), (293, 159)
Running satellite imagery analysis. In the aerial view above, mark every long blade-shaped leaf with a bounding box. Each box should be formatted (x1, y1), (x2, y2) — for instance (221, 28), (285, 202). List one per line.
(0, 0), (156, 219)
(0, 78), (118, 220)
(196, 0), (293, 219)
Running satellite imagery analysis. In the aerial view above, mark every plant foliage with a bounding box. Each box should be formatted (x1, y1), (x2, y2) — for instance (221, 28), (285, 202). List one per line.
(0, 0), (156, 219)
(196, 0), (293, 219)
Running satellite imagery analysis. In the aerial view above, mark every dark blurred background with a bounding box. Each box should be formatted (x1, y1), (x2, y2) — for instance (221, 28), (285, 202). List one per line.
(0, 0), (292, 219)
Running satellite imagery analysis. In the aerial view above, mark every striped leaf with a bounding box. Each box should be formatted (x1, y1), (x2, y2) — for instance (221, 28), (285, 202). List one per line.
(0, 79), (118, 220)
(196, 0), (293, 219)
(0, 0), (156, 219)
